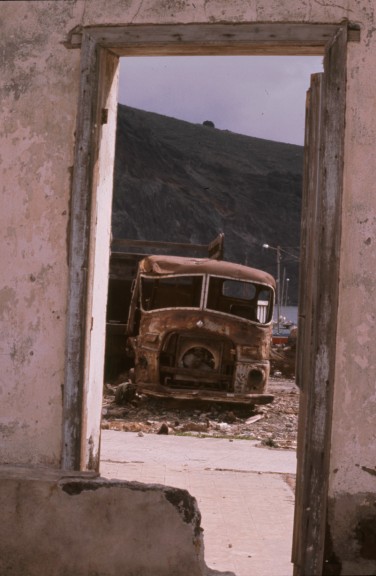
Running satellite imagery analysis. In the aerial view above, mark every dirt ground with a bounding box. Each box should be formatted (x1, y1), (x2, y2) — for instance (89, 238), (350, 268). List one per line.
(102, 376), (299, 450)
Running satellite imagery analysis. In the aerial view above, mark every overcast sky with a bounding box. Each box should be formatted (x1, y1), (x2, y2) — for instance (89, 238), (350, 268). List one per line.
(118, 56), (323, 146)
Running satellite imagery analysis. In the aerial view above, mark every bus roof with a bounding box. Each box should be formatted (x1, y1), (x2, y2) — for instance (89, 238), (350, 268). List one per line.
(139, 255), (276, 288)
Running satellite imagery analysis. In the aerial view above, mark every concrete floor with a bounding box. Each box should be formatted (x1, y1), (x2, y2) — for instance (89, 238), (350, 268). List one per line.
(101, 431), (297, 576)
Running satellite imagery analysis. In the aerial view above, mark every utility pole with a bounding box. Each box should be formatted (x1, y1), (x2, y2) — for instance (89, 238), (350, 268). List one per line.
(276, 245), (281, 333)
(262, 243), (298, 329)
(262, 243), (281, 333)
(284, 278), (290, 307)
(281, 266), (286, 316)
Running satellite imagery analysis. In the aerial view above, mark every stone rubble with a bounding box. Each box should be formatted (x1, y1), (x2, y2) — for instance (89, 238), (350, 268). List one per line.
(102, 376), (299, 450)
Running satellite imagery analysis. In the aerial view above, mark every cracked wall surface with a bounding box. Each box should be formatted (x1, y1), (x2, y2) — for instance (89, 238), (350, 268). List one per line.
(0, 469), (207, 576)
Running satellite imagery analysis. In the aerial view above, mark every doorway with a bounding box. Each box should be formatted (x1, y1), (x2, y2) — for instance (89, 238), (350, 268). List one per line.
(103, 55), (320, 574)
(63, 22), (350, 576)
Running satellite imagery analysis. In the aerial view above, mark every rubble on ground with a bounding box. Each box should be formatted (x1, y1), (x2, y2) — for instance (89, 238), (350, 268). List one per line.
(102, 376), (299, 450)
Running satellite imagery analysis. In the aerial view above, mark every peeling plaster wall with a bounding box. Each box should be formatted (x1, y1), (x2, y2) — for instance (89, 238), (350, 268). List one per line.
(1, 1), (376, 574)
(0, 2), (82, 466)
(78, 0), (357, 26)
(328, 7), (376, 573)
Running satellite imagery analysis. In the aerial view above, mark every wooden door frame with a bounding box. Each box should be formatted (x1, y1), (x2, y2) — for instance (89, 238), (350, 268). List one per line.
(62, 19), (359, 572)
(293, 26), (353, 575)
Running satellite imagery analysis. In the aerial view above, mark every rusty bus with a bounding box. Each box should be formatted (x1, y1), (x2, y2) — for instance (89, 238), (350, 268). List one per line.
(125, 254), (276, 405)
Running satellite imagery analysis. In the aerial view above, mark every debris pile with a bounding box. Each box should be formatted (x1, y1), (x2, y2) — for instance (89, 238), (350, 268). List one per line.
(102, 376), (299, 450)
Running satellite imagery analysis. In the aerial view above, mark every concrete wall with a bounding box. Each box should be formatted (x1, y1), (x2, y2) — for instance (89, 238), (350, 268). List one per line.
(329, 10), (376, 574)
(0, 1), (375, 574)
(1, 2), (81, 467)
(0, 467), (207, 576)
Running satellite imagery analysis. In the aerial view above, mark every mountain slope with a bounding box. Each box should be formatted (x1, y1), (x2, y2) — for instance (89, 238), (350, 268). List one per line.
(112, 104), (303, 303)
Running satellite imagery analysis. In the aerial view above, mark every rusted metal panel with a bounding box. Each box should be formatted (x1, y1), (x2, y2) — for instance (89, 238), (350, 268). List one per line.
(130, 386), (274, 406)
(127, 256), (275, 405)
(139, 255), (276, 287)
(105, 235), (227, 378)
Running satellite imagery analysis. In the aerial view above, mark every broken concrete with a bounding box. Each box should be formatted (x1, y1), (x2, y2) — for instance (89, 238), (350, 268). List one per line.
(0, 467), (208, 576)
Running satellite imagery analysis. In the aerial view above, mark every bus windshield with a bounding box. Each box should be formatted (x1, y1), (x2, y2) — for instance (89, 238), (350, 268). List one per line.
(141, 275), (203, 310)
(206, 276), (274, 324)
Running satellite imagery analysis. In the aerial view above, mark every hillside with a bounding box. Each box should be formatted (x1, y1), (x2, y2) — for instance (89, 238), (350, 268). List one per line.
(112, 104), (303, 303)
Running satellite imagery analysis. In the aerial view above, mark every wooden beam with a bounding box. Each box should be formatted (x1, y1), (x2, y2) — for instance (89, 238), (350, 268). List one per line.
(292, 24), (348, 576)
(85, 23), (342, 56)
